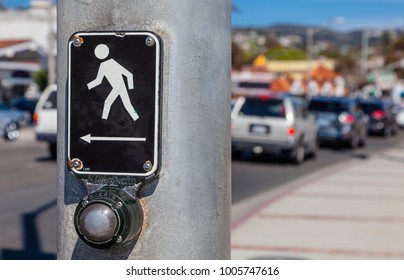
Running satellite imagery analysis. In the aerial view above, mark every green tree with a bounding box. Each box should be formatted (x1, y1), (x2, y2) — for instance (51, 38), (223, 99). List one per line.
(33, 69), (48, 91)
(232, 42), (257, 70)
(265, 47), (306, 61)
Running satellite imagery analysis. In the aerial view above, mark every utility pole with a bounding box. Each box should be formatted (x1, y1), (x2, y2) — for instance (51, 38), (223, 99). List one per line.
(57, 0), (231, 259)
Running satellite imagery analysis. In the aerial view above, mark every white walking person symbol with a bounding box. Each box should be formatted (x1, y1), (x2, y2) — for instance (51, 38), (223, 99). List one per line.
(87, 44), (139, 122)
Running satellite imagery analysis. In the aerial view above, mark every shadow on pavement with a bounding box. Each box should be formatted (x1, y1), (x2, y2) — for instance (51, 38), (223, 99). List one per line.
(35, 156), (56, 162)
(232, 147), (370, 165)
(0, 200), (57, 260)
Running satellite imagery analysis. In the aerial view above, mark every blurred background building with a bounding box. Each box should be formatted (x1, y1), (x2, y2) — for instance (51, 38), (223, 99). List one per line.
(232, 22), (404, 102)
(0, 0), (56, 101)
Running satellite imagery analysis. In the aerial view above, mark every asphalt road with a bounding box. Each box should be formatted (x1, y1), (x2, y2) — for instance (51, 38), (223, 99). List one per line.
(0, 129), (57, 259)
(232, 132), (404, 204)
(0, 127), (402, 259)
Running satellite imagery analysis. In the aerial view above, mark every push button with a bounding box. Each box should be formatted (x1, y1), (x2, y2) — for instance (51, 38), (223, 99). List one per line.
(78, 203), (119, 243)
(74, 187), (143, 249)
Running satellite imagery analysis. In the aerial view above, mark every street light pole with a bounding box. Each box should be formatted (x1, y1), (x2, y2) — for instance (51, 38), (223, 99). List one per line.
(361, 29), (370, 81)
(306, 27), (314, 79)
(57, 0), (231, 259)
(306, 17), (345, 80)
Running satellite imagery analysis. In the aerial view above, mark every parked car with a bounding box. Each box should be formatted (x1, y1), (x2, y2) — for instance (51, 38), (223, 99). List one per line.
(0, 102), (25, 141)
(34, 84), (57, 159)
(358, 99), (399, 137)
(11, 97), (38, 123)
(308, 96), (368, 148)
(231, 93), (318, 164)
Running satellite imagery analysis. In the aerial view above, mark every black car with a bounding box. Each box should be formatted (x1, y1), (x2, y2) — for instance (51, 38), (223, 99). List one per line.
(358, 99), (399, 137)
(309, 96), (368, 148)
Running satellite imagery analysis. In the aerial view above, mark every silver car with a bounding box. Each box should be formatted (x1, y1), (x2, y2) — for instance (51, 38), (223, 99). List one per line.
(0, 102), (28, 141)
(231, 94), (318, 164)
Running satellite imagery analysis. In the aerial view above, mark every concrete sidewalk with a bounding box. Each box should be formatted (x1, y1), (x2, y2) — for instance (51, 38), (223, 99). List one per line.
(231, 141), (404, 260)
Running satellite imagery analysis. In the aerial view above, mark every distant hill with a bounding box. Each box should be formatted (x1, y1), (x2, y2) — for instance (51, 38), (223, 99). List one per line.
(233, 24), (400, 48)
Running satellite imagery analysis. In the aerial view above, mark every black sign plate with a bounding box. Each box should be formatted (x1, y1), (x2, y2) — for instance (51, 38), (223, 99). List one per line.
(67, 32), (161, 177)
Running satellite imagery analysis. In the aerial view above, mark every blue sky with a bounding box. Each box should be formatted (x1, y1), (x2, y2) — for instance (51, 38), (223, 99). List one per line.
(233, 0), (404, 31)
(3, 0), (404, 31)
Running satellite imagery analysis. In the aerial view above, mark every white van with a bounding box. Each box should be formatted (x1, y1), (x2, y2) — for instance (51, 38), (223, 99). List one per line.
(34, 84), (57, 159)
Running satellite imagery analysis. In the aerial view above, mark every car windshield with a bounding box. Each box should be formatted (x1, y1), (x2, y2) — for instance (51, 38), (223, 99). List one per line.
(309, 100), (350, 113)
(239, 98), (286, 118)
(359, 103), (383, 114)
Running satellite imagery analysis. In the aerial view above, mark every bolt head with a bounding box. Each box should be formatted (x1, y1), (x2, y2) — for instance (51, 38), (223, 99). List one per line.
(145, 37), (155, 47)
(143, 161), (153, 172)
(72, 37), (82, 47)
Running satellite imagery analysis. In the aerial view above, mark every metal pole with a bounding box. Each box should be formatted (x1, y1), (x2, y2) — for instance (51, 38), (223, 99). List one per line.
(306, 28), (314, 80)
(47, 0), (56, 85)
(57, 0), (231, 259)
(361, 29), (369, 81)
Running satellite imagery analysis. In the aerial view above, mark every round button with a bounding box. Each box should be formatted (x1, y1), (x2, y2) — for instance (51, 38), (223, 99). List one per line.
(78, 203), (119, 243)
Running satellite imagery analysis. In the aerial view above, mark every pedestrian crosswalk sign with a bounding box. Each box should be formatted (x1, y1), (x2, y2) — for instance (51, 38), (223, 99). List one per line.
(67, 32), (161, 177)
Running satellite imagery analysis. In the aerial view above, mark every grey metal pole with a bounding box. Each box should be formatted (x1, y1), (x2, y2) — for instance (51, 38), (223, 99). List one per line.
(47, 0), (56, 85)
(57, 0), (231, 259)
(306, 28), (314, 80)
(361, 29), (369, 81)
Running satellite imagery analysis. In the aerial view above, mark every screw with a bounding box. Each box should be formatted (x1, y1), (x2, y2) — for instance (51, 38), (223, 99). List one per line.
(116, 236), (122, 243)
(115, 32), (126, 38)
(82, 200), (89, 206)
(143, 160), (153, 172)
(69, 158), (83, 171)
(145, 36), (155, 47)
(72, 36), (83, 47)
(116, 202), (123, 208)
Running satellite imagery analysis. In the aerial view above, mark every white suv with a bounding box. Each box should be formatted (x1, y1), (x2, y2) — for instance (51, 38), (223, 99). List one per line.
(231, 93), (318, 164)
(34, 84), (57, 159)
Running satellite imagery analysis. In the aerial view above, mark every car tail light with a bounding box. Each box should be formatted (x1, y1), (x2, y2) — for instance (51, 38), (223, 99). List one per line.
(372, 110), (384, 120)
(288, 127), (296, 136)
(259, 95), (270, 102)
(338, 113), (354, 124)
(33, 113), (38, 125)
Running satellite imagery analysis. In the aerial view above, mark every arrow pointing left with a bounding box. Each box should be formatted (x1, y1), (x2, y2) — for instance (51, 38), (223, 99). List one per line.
(80, 134), (146, 144)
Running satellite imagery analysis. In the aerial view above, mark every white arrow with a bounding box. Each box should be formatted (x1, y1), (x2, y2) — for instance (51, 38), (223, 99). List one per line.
(80, 134), (146, 144)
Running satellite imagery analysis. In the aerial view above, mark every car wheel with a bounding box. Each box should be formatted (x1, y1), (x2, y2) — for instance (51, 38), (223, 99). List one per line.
(392, 124), (399, 136)
(358, 137), (366, 148)
(348, 136), (358, 149)
(383, 127), (392, 138)
(291, 143), (305, 165)
(49, 142), (57, 160)
(4, 122), (20, 141)
(308, 141), (319, 159)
